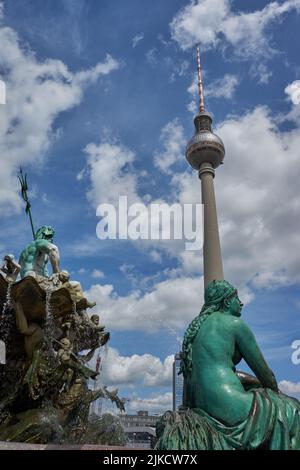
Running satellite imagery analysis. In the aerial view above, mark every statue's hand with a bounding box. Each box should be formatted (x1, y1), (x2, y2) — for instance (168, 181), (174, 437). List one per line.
(236, 370), (262, 391)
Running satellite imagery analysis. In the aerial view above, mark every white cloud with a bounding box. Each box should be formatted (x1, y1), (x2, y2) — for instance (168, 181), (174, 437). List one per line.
(83, 141), (139, 207)
(76, 129), (197, 264)
(285, 80), (300, 105)
(206, 74), (239, 99)
(171, 0), (230, 50)
(0, 79), (6, 104)
(91, 268), (104, 279)
(100, 347), (173, 388)
(170, 0), (300, 57)
(150, 250), (163, 264)
(125, 392), (172, 414)
(81, 93), (300, 329)
(164, 57), (189, 82)
(154, 119), (185, 174)
(172, 105), (300, 290)
(86, 276), (202, 332)
(187, 99), (197, 115)
(30, 0), (88, 57)
(64, 234), (110, 258)
(187, 74), (239, 112)
(279, 380), (300, 395)
(132, 33), (144, 48)
(251, 271), (289, 290)
(215, 105), (300, 288)
(146, 48), (158, 67)
(250, 63), (273, 85)
(0, 14), (119, 217)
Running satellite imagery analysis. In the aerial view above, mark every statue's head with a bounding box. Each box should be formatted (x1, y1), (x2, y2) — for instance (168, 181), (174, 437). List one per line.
(35, 226), (55, 243)
(182, 280), (244, 377)
(60, 338), (71, 349)
(91, 314), (99, 325)
(204, 280), (243, 317)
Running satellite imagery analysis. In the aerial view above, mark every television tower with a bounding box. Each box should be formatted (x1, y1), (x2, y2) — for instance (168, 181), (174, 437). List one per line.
(186, 46), (225, 289)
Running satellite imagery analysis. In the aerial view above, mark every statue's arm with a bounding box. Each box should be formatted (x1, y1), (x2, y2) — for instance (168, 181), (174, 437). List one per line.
(234, 319), (278, 392)
(79, 347), (96, 363)
(47, 243), (60, 273)
(90, 387), (106, 402)
(236, 370), (262, 390)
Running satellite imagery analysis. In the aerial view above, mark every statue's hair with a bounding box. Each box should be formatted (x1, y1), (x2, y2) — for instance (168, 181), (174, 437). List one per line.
(181, 280), (236, 377)
(35, 226), (55, 240)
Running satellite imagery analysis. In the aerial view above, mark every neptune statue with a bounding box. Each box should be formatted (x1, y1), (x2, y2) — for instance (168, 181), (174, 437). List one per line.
(18, 226), (60, 279)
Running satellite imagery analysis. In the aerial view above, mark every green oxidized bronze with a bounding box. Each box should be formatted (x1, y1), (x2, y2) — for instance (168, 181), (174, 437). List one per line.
(19, 226), (59, 279)
(156, 280), (300, 450)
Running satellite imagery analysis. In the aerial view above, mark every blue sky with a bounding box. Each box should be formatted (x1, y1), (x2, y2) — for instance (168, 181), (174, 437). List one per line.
(0, 0), (300, 413)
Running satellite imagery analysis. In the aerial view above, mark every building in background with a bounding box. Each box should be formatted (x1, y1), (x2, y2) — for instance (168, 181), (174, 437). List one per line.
(118, 410), (161, 449)
(173, 352), (184, 411)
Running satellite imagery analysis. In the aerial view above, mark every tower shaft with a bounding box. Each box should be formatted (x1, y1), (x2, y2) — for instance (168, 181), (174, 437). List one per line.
(186, 46), (225, 292)
(199, 163), (224, 288)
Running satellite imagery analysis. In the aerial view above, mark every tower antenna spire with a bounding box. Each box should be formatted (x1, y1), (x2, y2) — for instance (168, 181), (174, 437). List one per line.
(196, 44), (205, 113)
(186, 47), (225, 288)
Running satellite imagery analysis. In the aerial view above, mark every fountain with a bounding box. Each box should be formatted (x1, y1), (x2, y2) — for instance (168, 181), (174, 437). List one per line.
(0, 171), (124, 445)
(0, 243), (124, 444)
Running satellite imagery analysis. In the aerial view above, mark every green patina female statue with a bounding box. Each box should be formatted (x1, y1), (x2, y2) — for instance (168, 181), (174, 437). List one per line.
(156, 280), (300, 450)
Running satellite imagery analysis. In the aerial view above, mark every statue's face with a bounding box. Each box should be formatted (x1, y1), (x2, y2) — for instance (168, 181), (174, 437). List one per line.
(91, 315), (99, 325)
(61, 338), (70, 349)
(228, 294), (243, 317)
(35, 226), (55, 243)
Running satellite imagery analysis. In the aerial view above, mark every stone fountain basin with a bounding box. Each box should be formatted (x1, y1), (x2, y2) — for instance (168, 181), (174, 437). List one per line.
(0, 274), (75, 321)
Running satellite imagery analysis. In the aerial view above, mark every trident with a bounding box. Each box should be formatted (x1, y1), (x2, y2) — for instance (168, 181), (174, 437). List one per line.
(18, 167), (36, 240)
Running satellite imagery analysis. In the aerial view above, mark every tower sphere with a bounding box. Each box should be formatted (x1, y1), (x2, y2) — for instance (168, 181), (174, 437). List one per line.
(186, 112), (225, 170)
